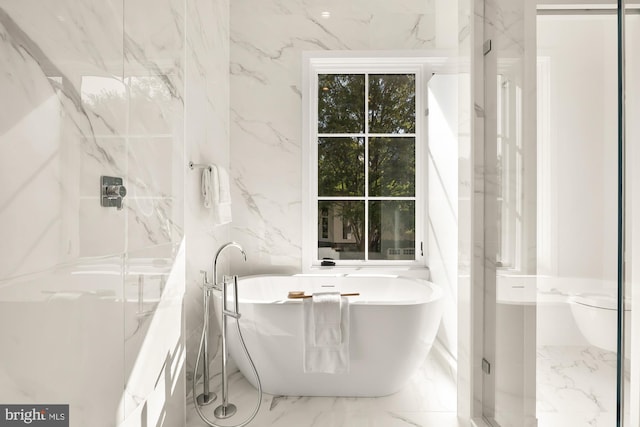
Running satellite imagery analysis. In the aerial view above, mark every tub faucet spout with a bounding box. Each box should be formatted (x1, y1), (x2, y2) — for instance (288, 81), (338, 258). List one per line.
(212, 241), (246, 290)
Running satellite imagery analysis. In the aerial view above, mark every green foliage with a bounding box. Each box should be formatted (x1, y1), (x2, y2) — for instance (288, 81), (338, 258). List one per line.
(368, 74), (416, 134)
(318, 137), (364, 196)
(318, 74), (365, 133)
(369, 137), (415, 197)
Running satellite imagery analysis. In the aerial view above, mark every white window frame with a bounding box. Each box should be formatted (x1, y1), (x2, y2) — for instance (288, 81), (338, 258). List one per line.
(302, 52), (430, 271)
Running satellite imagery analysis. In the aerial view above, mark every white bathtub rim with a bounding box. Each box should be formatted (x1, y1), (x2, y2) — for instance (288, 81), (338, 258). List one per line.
(232, 273), (443, 306)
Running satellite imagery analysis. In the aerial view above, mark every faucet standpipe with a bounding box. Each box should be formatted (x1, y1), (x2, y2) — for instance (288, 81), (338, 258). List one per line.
(221, 275), (241, 319)
(196, 270), (217, 406)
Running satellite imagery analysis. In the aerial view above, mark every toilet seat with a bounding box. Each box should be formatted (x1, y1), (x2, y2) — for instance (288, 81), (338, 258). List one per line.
(569, 292), (632, 355)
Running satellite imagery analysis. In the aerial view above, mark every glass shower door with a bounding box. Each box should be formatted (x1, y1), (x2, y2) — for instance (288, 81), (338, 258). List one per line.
(623, 5), (639, 426)
(536, 9), (620, 426)
(481, 1), (635, 426)
(481, 0), (538, 425)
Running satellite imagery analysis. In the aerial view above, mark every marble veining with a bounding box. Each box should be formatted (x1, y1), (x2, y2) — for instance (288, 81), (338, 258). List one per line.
(1, 0), (188, 424)
(484, 0), (524, 55)
(0, 0), (185, 278)
(537, 345), (625, 427)
(187, 351), (457, 427)
(182, 0), (233, 411)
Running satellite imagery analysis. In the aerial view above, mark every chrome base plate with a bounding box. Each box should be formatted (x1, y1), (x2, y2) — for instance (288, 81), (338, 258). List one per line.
(214, 403), (237, 419)
(196, 392), (217, 406)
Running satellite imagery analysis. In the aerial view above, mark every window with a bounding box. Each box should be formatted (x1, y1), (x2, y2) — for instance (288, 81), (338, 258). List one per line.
(303, 54), (428, 268)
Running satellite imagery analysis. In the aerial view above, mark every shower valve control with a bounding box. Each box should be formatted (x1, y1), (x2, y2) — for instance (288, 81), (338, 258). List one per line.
(106, 185), (126, 198)
(101, 176), (127, 210)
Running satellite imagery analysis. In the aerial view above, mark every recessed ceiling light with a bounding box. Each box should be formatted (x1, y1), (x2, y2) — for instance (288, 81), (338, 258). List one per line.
(321, 11), (331, 19)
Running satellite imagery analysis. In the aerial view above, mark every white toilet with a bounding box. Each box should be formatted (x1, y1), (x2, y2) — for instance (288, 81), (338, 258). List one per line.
(569, 293), (631, 357)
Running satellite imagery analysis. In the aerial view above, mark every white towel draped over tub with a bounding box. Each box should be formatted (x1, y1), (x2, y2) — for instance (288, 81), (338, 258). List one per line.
(303, 292), (350, 374)
(201, 164), (232, 226)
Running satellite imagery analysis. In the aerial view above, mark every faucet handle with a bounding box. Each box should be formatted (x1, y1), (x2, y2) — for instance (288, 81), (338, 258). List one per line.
(200, 270), (211, 287)
(101, 176), (127, 210)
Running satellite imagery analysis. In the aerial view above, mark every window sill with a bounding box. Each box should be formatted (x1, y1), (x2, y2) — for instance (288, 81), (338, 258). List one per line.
(304, 264), (431, 281)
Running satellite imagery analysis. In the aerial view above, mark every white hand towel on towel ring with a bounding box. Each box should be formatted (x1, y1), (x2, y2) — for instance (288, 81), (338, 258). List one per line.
(201, 164), (232, 226)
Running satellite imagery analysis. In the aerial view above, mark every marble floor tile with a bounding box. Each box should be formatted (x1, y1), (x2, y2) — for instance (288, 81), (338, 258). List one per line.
(537, 345), (626, 427)
(187, 353), (457, 427)
(187, 344), (629, 427)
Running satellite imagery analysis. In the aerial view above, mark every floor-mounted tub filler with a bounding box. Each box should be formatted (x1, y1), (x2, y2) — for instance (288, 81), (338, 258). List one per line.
(192, 242), (262, 427)
(216, 273), (443, 397)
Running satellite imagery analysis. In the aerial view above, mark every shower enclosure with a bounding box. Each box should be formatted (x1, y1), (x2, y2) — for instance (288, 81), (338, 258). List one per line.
(0, 1), (190, 426)
(475, 1), (639, 426)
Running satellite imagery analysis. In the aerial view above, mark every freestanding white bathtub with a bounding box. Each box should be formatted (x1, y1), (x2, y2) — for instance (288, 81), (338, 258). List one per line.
(213, 274), (443, 397)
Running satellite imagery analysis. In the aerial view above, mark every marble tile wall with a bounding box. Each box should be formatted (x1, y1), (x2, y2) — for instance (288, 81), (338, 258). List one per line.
(427, 73), (460, 360)
(183, 0), (232, 404)
(228, 0), (439, 276)
(0, 0), (125, 277)
(0, 0), (185, 273)
(123, 0), (185, 256)
(0, 0), (187, 425)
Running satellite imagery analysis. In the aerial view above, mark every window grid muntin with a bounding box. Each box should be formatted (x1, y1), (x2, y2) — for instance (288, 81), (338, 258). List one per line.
(364, 73), (370, 260)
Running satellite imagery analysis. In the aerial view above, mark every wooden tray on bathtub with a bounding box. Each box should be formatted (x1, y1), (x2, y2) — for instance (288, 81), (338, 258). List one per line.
(287, 291), (360, 299)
